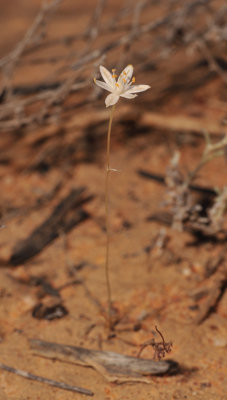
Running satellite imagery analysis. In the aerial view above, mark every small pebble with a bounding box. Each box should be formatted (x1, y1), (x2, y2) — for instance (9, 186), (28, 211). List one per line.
(212, 336), (227, 347)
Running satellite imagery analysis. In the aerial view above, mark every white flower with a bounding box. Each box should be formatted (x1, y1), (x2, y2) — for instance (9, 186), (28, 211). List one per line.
(94, 64), (150, 107)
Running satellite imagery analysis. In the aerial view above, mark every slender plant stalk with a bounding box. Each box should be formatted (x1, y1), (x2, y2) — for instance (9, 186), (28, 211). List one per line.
(105, 104), (115, 330)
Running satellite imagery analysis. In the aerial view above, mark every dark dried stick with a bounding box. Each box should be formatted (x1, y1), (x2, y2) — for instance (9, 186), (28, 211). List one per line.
(9, 188), (92, 266)
(195, 271), (227, 324)
(137, 169), (217, 197)
(0, 362), (93, 396)
(195, 278), (227, 324)
(204, 245), (227, 278)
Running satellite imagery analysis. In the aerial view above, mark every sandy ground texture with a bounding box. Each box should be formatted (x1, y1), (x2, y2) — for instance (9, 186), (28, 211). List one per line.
(0, 0), (227, 399)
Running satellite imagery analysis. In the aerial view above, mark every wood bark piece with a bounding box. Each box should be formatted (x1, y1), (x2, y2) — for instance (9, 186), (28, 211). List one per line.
(137, 169), (217, 197)
(30, 338), (178, 383)
(10, 188), (92, 266)
(195, 271), (227, 325)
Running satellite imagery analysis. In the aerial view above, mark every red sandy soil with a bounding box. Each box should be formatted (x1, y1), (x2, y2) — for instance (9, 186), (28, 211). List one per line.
(0, 1), (226, 399)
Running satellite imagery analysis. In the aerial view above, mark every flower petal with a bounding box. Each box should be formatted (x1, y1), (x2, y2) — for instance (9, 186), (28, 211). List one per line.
(120, 92), (137, 99)
(100, 66), (115, 89)
(124, 84), (150, 94)
(105, 93), (120, 107)
(118, 64), (134, 83)
(94, 79), (112, 92)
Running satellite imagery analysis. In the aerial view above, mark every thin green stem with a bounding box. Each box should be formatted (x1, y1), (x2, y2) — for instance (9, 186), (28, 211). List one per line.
(105, 104), (115, 330)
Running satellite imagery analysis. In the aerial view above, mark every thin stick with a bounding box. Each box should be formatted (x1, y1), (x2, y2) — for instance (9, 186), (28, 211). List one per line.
(105, 104), (116, 330)
(0, 362), (93, 396)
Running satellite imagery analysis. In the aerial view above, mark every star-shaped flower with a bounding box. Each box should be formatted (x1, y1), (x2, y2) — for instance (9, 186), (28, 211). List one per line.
(94, 64), (150, 107)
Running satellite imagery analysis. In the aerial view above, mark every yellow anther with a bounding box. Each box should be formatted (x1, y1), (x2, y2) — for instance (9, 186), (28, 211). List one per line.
(93, 77), (96, 83)
(115, 83), (119, 87)
(112, 68), (116, 73)
(112, 74), (117, 78)
(123, 71), (127, 75)
(123, 78), (126, 83)
(132, 76), (135, 83)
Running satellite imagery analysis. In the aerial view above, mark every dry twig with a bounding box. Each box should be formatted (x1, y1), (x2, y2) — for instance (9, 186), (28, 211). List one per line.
(0, 0), (226, 132)
(0, 362), (93, 396)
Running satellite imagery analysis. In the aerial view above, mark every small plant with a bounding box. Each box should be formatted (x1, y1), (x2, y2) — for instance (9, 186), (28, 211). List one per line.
(94, 65), (150, 330)
(165, 132), (227, 234)
(137, 326), (173, 360)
